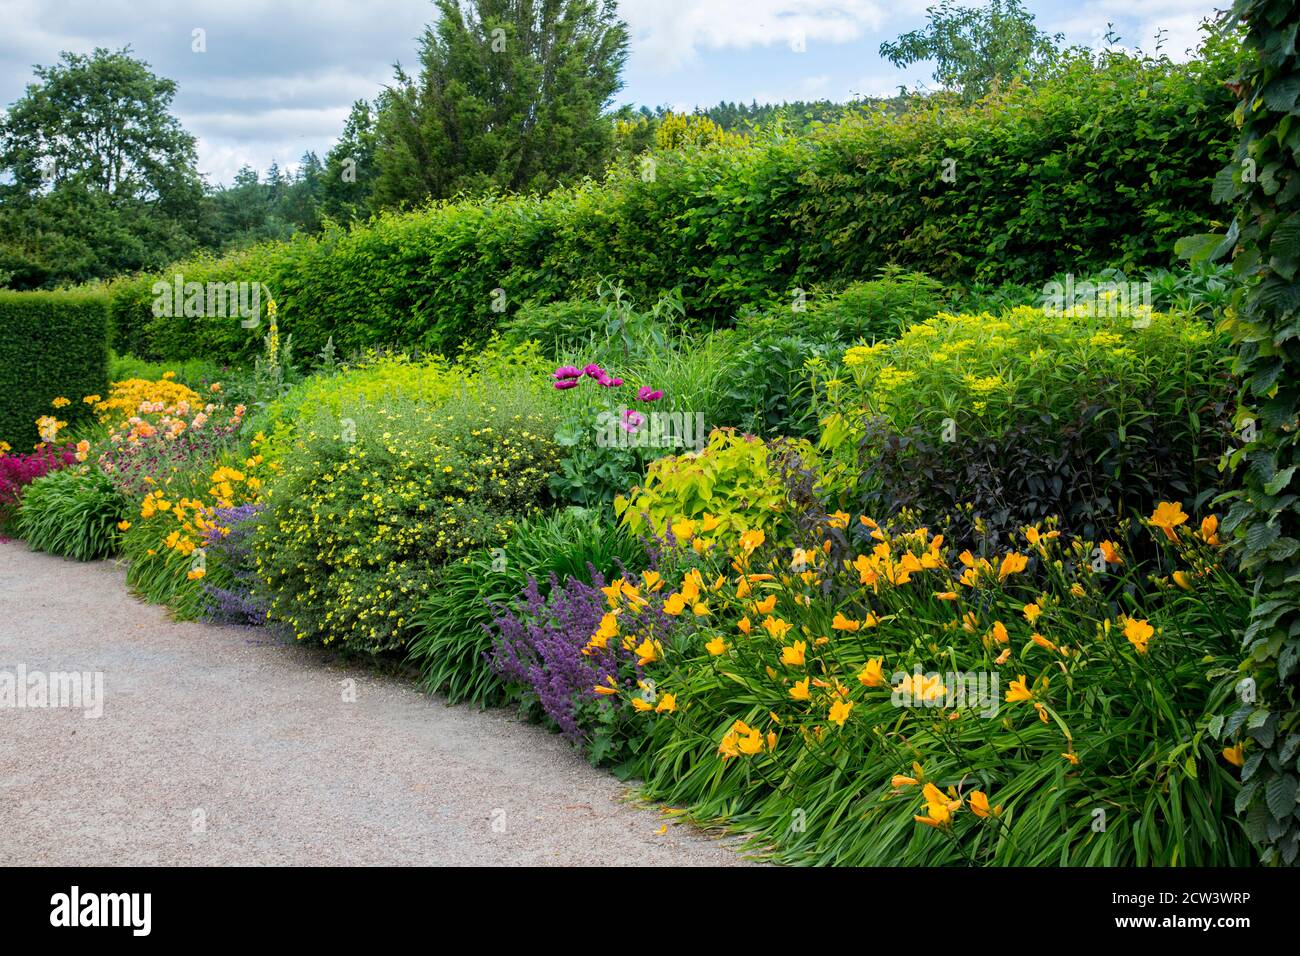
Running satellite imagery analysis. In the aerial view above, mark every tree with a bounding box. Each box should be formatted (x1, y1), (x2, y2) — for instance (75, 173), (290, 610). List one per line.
(0, 47), (206, 287)
(373, 0), (628, 207)
(879, 0), (1062, 102)
(320, 99), (380, 225)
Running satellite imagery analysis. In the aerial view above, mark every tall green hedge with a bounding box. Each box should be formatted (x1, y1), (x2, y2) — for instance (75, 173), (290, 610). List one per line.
(112, 44), (1240, 363)
(0, 289), (109, 449)
(1212, 0), (1300, 867)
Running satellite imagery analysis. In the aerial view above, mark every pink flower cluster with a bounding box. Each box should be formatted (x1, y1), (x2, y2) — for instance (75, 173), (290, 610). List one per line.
(553, 364), (666, 435)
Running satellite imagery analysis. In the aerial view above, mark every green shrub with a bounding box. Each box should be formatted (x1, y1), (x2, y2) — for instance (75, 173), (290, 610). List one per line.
(107, 352), (225, 390)
(615, 429), (813, 550)
(408, 507), (647, 706)
(819, 303), (1234, 544)
(109, 45), (1238, 364)
(17, 467), (126, 560)
(501, 299), (609, 354)
(251, 382), (563, 655)
(0, 289), (109, 449)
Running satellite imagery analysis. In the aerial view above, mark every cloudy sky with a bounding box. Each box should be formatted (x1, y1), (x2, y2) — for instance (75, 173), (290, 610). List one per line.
(0, 0), (1227, 187)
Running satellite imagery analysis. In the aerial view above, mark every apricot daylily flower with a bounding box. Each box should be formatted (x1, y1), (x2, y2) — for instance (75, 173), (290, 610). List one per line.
(1222, 742), (1244, 767)
(737, 616), (752, 635)
(828, 698), (853, 726)
(968, 790), (996, 818)
(753, 594), (777, 615)
(594, 677), (619, 695)
(663, 593), (686, 616)
(1123, 617), (1153, 654)
(1005, 675), (1033, 703)
(790, 677), (811, 701)
(764, 616), (792, 641)
(891, 774), (919, 788)
(632, 697), (654, 712)
(633, 639), (658, 666)
(655, 694), (677, 714)
(705, 636), (727, 656)
(998, 552), (1029, 581)
(857, 658), (885, 687)
(1200, 514), (1220, 546)
(739, 528), (765, 553)
(1099, 540), (1123, 565)
(832, 612), (862, 631)
(781, 641), (807, 667)
(991, 621), (1009, 644)
(1029, 632), (1058, 653)
(994, 647), (1011, 665)
(1172, 570), (1193, 591)
(1150, 500), (1188, 541)
(1023, 602), (1042, 623)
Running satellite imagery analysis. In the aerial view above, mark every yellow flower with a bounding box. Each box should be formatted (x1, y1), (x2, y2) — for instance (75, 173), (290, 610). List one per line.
(642, 570), (664, 592)
(655, 694), (677, 714)
(1029, 632), (1058, 653)
(739, 528), (765, 553)
(781, 640), (807, 667)
(968, 790), (1000, 818)
(671, 518), (695, 542)
(663, 593), (686, 616)
(789, 677), (811, 701)
(831, 612), (862, 631)
(994, 647), (1011, 665)
(1123, 617), (1154, 654)
(51, 396), (71, 408)
(692, 601), (711, 617)
(1061, 752), (1080, 766)
(1099, 540), (1123, 565)
(1150, 500), (1188, 541)
(116, 520), (131, 531)
(594, 677), (619, 696)
(186, 568), (205, 581)
(763, 616), (792, 641)
(1222, 742), (1244, 767)
(998, 552), (1028, 581)
(1005, 675), (1033, 703)
(1023, 602), (1042, 623)
(705, 636), (727, 656)
(737, 616), (752, 635)
(631, 697), (653, 712)
(990, 621), (1009, 645)
(1200, 514), (1220, 546)
(891, 774), (919, 788)
(857, 658), (885, 687)
(1172, 570), (1193, 591)
(753, 594), (777, 615)
(828, 698), (853, 727)
(633, 639), (658, 665)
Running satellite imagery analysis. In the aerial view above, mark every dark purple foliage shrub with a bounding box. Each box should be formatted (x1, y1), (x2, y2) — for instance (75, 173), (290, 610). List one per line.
(200, 503), (268, 626)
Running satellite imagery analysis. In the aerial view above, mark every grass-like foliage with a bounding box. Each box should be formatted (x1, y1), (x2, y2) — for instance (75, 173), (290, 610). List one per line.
(17, 467), (126, 561)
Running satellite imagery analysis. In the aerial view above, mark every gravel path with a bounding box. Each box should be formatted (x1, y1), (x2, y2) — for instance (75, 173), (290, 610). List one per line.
(0, 540), (747, 866)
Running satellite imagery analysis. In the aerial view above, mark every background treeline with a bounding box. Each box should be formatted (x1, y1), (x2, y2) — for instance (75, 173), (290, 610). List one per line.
(106, 41), (1239, 363)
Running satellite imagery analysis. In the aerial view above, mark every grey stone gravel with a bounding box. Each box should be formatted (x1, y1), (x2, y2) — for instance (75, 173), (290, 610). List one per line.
(0, 540), (750, 866)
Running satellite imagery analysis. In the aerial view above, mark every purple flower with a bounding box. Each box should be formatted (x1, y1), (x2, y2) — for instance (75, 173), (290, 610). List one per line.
(635, 387), (664, 402)
(554, 379), (581, 390)
(583, 364), (605, 379)
(553, 366), (581, 380)
(621, 408), (645, 433)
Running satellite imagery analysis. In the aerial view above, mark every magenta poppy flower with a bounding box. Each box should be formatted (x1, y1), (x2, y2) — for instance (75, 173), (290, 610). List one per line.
(553, 366), (581, 379)
(635, 387), (664, 402)
(621, 408), (646, 433)
(583, 364), (605, 378)
(554, 379), (581, 390)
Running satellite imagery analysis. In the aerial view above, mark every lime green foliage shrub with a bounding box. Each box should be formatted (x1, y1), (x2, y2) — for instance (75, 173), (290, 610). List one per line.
(0, 290), (109, 448)
(251, 381), (563, 655)
(616, 429), (812, 549)
(110, 45), (1237, 363)
(17, 467), (125, 560)
(409, 507), (647, 706)
(820, 303), (1234, 541)
(251, 340), (552, 462)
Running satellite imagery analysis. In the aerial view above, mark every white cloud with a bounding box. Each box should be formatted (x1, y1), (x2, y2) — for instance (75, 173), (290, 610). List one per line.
(618, 0), (917, 69)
